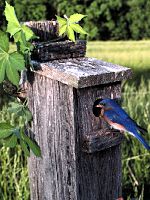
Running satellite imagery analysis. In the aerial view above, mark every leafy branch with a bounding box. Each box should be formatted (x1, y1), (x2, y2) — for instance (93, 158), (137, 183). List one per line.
(0, 2), (41, 157)
(0, 101), (41, 157)
(56, 13), (88, 42)
(0, 2), (88, 157)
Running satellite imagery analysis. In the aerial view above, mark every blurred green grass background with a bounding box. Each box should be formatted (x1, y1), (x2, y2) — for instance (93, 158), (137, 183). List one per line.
(0, 40), (150, 200)
(87, 40), (150, 200)
(87, 40), (150, 82)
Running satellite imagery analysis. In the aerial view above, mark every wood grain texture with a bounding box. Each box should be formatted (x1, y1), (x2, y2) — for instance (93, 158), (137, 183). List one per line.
(28, 73), (77, 200)
(73, 82), (122, 200)
(24, 20), (59, 41)
(31, 40), (86, 61)
(82, 129), (124, 153)
(27, 70), (123, 200)
(32, 57), (132, 88)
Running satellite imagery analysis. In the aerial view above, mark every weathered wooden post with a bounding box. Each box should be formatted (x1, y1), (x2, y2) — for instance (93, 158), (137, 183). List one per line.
(27, 21), (132, 200)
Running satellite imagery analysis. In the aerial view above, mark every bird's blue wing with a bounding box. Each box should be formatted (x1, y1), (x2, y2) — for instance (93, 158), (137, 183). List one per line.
(106, 99), (146, 132)
(104, 109), (126, 126)
(104, 109), (150, 150)
(108, 99), (133, 120)
(110, 100), (147, 134)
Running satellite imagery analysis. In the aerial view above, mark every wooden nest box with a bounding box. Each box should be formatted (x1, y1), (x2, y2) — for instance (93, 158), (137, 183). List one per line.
(26, 21), (132, 200)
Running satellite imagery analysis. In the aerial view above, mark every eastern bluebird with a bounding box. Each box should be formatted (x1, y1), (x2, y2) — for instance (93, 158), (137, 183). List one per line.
(93, 98), (150, 150)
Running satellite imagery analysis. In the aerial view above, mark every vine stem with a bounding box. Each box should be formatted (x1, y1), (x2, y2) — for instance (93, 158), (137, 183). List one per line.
(22, 98), (28, 106)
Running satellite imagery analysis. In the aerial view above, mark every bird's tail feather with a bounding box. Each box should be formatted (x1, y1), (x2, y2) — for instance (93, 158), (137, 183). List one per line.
(132, 130), (150, 150)
(137, 125), (147, 135)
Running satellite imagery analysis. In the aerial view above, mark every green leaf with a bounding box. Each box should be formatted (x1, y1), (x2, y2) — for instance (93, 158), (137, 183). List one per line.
(8, 102), (32, 123)
(22, 133), (41, 157)
(59, 25), (67, 36)
(0, 32), (8, 82)
(69, 13), (87, 23)
(8, 102), (23, 113)
(67, 26), (75, 42)
(6, 61), (20, 86)
(70, 24), (88, 35)
(0, 31), (9, 52)
(19, 41), (32, 54)
(14, 25), (34, 43)
(56, 15), (67, 27)
(4, 134), (17, 148)
(14, 30), (25, 43)
(0, 32), (25, 86)
(5, 52), (25, 86)
(21, 25), (34, 41)
(0, 132), (12, 139)
(14, 30), (34, 54)
(5, 2), (21, 36)
(0, 62), (5, 83)
(20, 139), (30, 157)
(8, 52), (25, 71)
(23, 109), (32, 123)
(5, 2), (34, 42)
(0, 123), (14, 139)
(56, 13), (88, 42)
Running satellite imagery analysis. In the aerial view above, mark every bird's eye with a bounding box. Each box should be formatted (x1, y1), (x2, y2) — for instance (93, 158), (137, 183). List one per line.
(101, 103), (105, 106)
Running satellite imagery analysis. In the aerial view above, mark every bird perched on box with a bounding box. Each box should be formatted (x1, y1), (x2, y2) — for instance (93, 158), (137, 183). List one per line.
(93, 98), (150, 150)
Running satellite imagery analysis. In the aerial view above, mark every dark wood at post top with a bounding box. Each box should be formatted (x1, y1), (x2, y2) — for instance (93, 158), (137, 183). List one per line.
(32, 57), (132, 88)
(25, 20), (132, 88)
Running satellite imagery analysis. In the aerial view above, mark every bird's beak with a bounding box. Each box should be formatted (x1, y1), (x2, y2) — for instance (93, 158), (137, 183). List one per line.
(95, 105), (103, 108)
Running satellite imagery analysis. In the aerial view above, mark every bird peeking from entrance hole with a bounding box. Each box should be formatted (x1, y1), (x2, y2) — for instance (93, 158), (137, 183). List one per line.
(93, 98), (150, 150)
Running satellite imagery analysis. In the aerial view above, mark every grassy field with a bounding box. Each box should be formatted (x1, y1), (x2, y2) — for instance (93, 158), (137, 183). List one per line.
(0, 41), (150, 200)
(122, 82), (150, 200)
(87, 41), (150, 199)
(87, 40), (150, 82)
(0, 146), (29, 200)
(87, 40), (150, 69)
